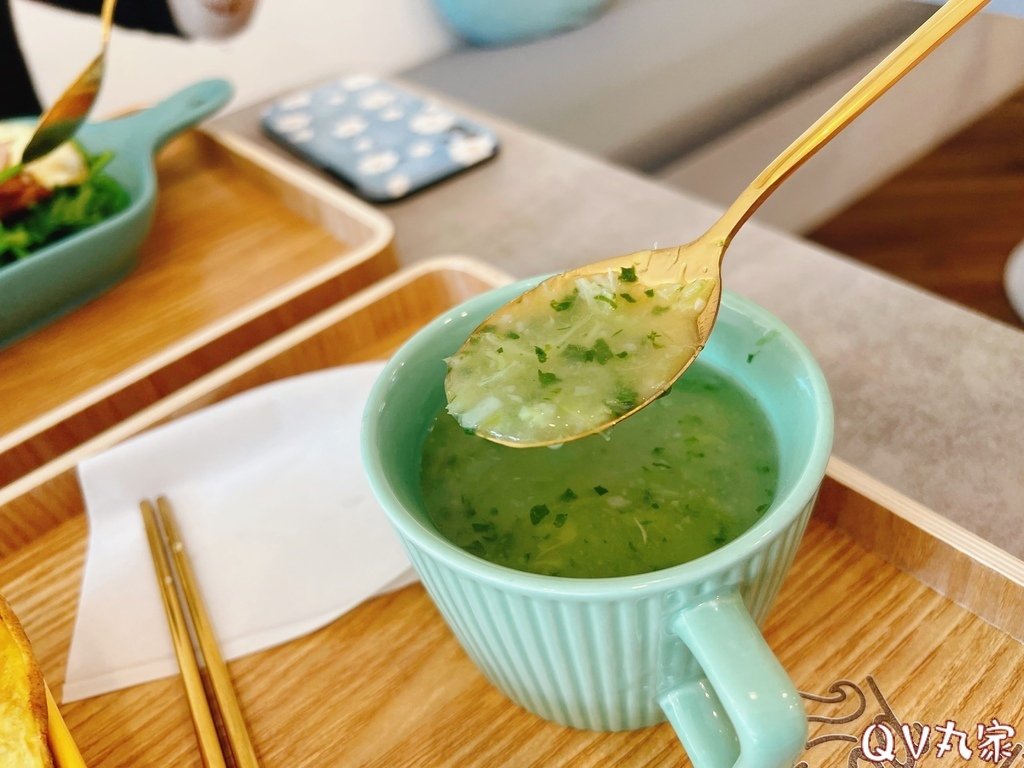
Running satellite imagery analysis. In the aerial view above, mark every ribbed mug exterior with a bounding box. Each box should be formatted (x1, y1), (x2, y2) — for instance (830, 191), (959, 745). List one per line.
(362, 279), (833, 747)
(400, 494), (814, 731)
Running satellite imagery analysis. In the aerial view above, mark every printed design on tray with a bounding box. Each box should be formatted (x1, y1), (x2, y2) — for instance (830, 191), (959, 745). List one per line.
(358, 89), (396, 110)
(276, 91), (312, 110)
(385, 174), (411, 198)
(332, 115), (367, 139)
(262, 76), (497, 199)
(410, 108), (455, 135)
(796, 677), (1022, 767)
(409, 141), (434, 159)
(271, 112), (311, 133)
(448, 133), (497, 167)
(357, 152), (399, 176)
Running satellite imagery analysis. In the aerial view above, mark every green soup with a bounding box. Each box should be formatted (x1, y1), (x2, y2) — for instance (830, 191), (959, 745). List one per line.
(420, 363), (778, 578)
(444, 268), (715, 446)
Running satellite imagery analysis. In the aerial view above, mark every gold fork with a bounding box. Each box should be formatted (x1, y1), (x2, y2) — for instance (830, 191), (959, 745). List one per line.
(21, 0), (118, 163)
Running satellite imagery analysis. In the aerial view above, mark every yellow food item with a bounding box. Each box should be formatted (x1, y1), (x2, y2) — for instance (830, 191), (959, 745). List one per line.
(0, 592), (52, 768)
(0, 123), (88, 189)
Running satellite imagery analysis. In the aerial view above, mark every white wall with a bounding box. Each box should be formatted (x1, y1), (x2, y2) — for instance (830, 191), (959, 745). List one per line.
(13, 0), (457, 115)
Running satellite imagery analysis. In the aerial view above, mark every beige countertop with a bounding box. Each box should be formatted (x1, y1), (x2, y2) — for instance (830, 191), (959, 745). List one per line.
(213, 97), (1024, 559)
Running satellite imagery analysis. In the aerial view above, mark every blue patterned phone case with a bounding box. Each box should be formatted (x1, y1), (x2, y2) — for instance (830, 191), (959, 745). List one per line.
(261, 74), (499, 202)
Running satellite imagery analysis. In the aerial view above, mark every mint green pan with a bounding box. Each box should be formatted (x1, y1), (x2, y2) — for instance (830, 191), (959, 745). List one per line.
(0, 78), (233, 349)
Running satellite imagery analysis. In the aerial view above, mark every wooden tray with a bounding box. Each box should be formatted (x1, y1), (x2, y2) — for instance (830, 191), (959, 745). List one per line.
(0, 129), (395, 490)
(2, 257), (1022, 767)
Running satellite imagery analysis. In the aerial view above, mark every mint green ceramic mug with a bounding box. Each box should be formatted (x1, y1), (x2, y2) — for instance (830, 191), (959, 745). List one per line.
(362, 278), (833, 768)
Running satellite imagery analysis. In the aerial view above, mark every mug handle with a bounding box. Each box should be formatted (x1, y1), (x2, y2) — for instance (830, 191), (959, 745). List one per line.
(657, 588), (806, 768)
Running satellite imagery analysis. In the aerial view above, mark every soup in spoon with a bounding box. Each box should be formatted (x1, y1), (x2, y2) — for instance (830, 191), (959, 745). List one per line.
(444, 267), (715, 446)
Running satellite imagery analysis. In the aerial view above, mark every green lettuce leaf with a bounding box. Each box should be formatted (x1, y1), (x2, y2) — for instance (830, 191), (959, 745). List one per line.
(0, 149), (129, 266)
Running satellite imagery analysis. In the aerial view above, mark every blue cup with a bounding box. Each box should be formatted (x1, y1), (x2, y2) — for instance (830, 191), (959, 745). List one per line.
(433, 0), (611, 46)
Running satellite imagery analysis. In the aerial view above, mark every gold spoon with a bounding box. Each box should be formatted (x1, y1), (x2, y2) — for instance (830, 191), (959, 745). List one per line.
(20, 0), (117, 164)
(447, 0), (989, 448)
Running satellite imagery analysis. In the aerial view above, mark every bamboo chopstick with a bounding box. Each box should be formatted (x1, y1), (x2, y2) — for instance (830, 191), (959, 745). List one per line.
(140, 497), (260, 768)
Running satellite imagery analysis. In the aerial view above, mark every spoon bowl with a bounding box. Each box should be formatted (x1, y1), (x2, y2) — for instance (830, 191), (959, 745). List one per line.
(446, 0), (989, 448)
(21, 0), (117, 164)
(485, 235), (725, 446)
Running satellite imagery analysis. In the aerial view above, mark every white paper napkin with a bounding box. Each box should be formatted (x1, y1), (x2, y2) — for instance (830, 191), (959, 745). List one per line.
(64, 362), (417, 702)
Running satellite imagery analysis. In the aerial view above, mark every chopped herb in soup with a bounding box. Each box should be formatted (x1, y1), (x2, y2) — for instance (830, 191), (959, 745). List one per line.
(422, 363), (777, 578)
(444, 268), (715, 445)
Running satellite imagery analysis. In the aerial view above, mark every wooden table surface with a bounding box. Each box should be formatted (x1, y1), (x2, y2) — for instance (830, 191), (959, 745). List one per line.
(0, 131), (394, 487)
(0, 134), (353, 440)
(6, 489), (1024, 767)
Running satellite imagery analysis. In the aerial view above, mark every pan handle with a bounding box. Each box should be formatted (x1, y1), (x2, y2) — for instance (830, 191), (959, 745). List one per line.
(102, 79), (234, 154)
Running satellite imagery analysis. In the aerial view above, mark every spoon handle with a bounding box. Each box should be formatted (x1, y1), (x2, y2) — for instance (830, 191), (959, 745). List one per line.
(100, 0), (116, 46)
(707, 0), (989, 247)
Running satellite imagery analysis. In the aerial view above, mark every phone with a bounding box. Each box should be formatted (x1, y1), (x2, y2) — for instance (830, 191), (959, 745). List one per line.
(260, 74), (499, 202)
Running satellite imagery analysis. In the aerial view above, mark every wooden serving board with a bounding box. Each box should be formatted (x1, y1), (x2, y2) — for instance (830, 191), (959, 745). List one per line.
(2, 258), (1022, 767)
(0, 130), (395, 490)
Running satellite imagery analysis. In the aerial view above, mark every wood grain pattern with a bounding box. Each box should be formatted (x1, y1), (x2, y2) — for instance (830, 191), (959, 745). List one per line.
(0, 262), (503, 557)
(819, 464), (1024, 645)
(3, 260), (1023, 767)
(809, 86), (1024, 328)
(4, 497), (1024, 767)
(0, 131), (395, 488)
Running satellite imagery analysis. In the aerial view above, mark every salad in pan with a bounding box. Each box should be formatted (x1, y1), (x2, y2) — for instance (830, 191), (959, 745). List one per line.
(0, 122), (129, 267)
